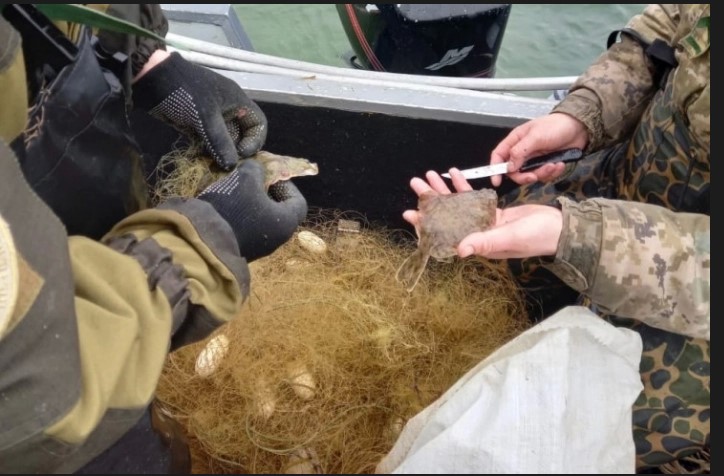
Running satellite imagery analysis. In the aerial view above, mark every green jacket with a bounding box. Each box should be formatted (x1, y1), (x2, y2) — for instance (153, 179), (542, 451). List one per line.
(0, 6), (250, 473)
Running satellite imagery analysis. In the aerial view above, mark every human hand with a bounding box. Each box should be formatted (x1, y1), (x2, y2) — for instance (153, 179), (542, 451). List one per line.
(198, 159), (308, 262)
(402, 168), (562, 259)
(489, 112), (589, 187)
(133, 51), (268, 171)
(401, 168), (476, 238)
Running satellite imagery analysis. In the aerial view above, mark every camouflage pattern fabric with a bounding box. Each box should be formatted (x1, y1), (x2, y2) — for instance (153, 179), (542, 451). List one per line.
(553, 5), (710, 157)
(621, 71), (709, 215)
(547, 197), (709, 341)
(500, 140), (711, 473)
(541, 197), (710, 472)
(497, 4), (710, 472)
(599, 314), (709, 470)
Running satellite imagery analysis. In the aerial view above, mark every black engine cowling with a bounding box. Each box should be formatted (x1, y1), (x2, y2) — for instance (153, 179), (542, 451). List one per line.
(337, 4), (512, 78)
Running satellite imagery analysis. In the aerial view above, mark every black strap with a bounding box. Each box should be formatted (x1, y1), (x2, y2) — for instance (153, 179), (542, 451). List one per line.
(607, 28), (678, 89)
(2, 4), (128, 97)
(2, 4), (77, 99)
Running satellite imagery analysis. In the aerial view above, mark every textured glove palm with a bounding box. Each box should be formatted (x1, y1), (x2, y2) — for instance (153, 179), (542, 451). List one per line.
(198, 159), (308, 262)
(133, 52), (267, 170)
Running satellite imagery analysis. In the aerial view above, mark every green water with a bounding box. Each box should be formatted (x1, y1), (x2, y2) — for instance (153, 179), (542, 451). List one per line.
(233, 4), (646, 78)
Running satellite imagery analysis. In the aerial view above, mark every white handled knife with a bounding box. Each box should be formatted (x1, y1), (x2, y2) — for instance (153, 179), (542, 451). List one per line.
(441, 148), (583, 180)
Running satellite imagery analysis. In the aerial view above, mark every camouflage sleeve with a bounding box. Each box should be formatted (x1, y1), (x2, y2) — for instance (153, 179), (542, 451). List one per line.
(551, 4), (680, 152)
(543, 197), (710, 341)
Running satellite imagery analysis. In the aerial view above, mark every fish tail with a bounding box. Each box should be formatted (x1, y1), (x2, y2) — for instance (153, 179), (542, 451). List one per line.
(395, 251), (430, 293)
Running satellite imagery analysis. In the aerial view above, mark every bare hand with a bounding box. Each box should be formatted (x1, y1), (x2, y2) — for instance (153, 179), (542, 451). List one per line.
(401, 168), (482, 233)
(403, 169), (563, 259)
(489, 112), (589, 187)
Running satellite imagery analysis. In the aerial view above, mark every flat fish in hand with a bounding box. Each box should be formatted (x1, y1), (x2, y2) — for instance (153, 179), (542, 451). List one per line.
(396, 188), (498, 292)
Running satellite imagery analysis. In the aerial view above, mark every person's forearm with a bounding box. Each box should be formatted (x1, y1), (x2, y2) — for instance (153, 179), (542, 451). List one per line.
(552, 34), (657, 152)
(552, 5), (681, 152)
(104, 198), (249, 348)
(545, 197), (710, 340)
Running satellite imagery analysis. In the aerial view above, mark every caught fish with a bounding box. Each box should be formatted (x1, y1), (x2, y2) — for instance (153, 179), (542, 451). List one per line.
(195, 150), (319, 194)
(251, 150), (319, 190)
(396, 188), (498, 292)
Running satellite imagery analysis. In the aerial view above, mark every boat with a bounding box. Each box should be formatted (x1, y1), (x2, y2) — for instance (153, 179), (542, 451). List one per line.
(153, 8), (648, 473)
(155, 4), (573, 235)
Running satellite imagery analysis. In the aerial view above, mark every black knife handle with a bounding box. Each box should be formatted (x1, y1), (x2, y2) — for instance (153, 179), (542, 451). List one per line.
(518, 148), (584, 172)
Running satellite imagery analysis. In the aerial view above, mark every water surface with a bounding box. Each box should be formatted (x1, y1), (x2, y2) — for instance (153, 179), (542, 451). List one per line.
(233, 4), (647, 78)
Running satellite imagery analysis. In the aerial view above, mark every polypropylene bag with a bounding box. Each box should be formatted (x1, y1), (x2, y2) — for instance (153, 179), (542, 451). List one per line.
(377, 306), (644, 474)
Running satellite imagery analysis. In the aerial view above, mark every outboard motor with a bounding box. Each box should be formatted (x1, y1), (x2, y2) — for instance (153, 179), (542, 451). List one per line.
(336, 4), (512, 77)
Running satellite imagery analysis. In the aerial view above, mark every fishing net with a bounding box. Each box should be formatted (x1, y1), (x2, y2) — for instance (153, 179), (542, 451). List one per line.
(152, 147), (530, 473)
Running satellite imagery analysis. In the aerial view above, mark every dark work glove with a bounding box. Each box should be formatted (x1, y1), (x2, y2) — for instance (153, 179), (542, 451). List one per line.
(198, 159), (308, 262)
(133, 52), (268, 171)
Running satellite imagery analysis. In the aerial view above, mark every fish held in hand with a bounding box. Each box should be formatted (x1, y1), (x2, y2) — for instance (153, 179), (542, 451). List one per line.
(396, 188), (497, 292)
(250, 150), (319, 190)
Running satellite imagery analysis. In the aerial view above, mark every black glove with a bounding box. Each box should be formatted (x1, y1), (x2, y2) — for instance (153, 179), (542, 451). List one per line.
(198, 159), (308, 262)
(133, 52), (268, 171)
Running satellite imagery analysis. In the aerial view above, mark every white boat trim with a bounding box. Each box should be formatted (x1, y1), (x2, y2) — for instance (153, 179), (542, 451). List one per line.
(162, 3), (563, 128)
(213, 68), (556, 129)
(166, 32), (579, 93)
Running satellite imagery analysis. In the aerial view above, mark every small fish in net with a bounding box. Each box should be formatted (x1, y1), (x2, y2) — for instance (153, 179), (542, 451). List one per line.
(152, 148), (318, 203)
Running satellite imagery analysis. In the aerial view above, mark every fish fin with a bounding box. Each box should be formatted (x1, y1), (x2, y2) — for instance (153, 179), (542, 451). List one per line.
(395, 250), (430, 293)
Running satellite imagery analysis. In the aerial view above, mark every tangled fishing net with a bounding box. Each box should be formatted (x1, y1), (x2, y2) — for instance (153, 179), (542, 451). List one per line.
(149, 143), (227, 205)
(151, 149), (531, 473)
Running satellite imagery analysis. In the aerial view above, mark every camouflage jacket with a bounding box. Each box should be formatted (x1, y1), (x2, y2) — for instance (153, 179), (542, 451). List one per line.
(553, 4), (710, 155)
(545, 197), (710, 341)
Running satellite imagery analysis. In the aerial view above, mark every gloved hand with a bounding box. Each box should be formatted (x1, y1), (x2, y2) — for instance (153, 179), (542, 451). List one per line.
(198, 159), (308, 262)
(133, 52), (268, 171)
